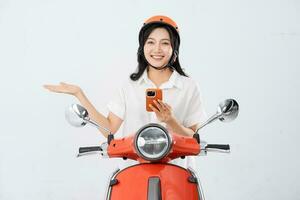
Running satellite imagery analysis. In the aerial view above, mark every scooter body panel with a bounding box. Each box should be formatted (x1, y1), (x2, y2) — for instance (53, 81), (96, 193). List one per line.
(108, 163), (199, 200)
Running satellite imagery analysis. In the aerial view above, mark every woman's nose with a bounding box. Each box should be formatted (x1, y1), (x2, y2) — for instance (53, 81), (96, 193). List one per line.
(153, 43), (162, 52)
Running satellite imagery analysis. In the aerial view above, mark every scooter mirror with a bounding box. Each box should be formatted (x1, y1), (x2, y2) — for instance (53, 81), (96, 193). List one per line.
(196, 99), (239, 131)
(65, 104), (89, 127)
(65, 104), (111, 133)
(217, 99), (239, 122)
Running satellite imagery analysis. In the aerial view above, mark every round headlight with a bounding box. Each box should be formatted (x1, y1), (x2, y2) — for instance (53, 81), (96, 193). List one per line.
(134, 123), (172, 161)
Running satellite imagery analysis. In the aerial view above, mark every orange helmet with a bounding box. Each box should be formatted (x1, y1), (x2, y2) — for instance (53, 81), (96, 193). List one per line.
(138, 15), (180, 48)
(143, 15), (179, 33)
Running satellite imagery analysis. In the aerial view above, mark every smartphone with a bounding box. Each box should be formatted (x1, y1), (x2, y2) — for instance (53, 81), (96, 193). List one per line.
(146, 88), (163, 112)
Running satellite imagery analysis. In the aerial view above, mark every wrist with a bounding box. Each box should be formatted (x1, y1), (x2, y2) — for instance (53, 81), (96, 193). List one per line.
(165, 116), (177, 127)
(75, 88), (83, 98)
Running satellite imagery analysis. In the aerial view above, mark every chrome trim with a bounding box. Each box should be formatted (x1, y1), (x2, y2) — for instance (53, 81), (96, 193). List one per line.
(76, 151), (104, 157)
(198, 141), (207, 156)
(205, 148), (230, 153)
(187, 167), (205, 200)
(147, 177), (162, 200)
(104, 168), (120, 200)
(100, 142), (109, 158)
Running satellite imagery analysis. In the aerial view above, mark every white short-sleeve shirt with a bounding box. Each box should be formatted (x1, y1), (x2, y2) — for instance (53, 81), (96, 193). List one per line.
(107, 69), (207, 169)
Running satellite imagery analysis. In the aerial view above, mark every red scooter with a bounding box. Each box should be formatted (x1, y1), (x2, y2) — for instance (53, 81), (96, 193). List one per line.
(65, 99), (239, 200)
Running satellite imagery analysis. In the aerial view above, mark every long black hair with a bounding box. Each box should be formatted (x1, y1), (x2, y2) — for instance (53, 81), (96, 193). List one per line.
(130, 23), (188, 81)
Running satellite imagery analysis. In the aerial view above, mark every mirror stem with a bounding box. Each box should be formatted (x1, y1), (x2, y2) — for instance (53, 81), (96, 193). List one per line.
(84, 117), (114, 144)
(195, 112), (221, 134)
(84, 117), (111, 134)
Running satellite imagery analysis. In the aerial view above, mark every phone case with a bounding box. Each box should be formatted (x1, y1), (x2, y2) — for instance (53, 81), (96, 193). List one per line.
(146, 88), (163, 112)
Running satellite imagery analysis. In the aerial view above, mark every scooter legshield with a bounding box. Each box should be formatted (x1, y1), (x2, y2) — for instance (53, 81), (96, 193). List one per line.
(107, 163), (200, 200)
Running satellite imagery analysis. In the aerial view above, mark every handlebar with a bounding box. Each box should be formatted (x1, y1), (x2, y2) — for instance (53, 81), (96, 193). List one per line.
(77, 142), (109, 157)
(200, 142), (230, 155)
(79, 146), (102, 154)
(76, 142), (230, 158)
(205, 144), (230, 152)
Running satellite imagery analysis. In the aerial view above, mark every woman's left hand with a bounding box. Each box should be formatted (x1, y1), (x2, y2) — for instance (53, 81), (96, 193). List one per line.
(149, 100), (175, 123)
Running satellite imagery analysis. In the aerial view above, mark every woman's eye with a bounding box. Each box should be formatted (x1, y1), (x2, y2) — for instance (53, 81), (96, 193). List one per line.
(147, 41), (154, 44)
(162, 42), (170, 45)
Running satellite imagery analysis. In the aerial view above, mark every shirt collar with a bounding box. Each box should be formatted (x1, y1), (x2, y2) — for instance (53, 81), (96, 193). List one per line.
(137, 69), (183, 90)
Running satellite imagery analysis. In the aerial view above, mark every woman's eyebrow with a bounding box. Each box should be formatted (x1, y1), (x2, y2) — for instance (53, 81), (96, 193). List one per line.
(147, 37), (170, 41)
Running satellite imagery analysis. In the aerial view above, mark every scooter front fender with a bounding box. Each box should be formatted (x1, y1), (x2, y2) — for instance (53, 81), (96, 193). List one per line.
(106, 163), (204, 200)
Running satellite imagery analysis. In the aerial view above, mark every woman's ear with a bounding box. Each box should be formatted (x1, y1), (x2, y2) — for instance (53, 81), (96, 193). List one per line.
(172, 50), (178, 62)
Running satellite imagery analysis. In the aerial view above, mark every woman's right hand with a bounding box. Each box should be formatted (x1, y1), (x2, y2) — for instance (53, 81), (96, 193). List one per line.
(44, 82), (123, 137)
(43, 82), (82, 96)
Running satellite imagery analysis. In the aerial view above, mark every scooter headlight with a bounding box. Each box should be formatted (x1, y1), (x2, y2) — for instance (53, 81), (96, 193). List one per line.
(134, 123), (172, 161)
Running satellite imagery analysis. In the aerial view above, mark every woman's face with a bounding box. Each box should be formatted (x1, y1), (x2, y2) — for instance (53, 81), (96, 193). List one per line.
(143, 27), (173, 69)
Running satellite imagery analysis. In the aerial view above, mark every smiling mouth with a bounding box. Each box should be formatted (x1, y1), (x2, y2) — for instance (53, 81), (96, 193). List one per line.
(151, 55), (164, 60)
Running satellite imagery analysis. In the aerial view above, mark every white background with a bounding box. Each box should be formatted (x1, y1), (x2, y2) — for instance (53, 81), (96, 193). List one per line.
(0, 0), (299, 199)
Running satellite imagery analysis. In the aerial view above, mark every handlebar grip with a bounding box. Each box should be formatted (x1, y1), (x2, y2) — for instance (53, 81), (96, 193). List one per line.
(79, 146), (103, 154)
(206, 144), (230, 151)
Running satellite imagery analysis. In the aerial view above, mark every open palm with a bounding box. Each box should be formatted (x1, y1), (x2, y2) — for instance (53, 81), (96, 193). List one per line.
(43, 82), (81, 96)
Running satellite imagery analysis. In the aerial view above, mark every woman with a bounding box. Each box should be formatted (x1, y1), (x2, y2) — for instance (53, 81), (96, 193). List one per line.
(44, 15), (207, 168)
